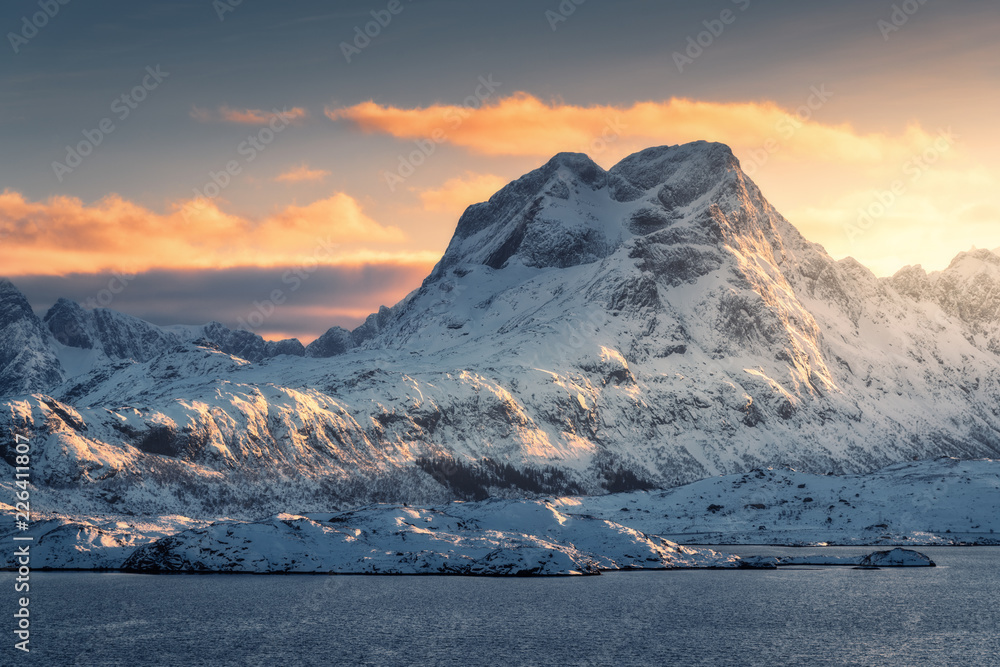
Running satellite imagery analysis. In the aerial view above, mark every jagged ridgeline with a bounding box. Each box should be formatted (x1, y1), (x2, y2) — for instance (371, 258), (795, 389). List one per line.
(3, 141), (1000, 516)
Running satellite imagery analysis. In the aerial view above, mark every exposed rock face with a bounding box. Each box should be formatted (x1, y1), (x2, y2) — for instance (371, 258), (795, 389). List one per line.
(305, 326), (354, 358)
(307, 305), (399, 357)
(265, 338), (306, 357)
(44, 297), (181, 362)
(42, 302), (305, 365)
(199, 321), (305, 362)
(44, 298), (95, 349)
(438, 152), (616, 273)
(890, 249), (1000, 354)
(0, 279), (64, 396)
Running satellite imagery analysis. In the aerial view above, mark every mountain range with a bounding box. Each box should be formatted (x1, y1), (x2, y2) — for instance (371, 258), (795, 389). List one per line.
(3, 140), (1000, 516)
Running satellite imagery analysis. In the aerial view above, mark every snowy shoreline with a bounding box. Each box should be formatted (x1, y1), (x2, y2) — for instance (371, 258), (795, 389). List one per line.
(3, 458), (994, 575)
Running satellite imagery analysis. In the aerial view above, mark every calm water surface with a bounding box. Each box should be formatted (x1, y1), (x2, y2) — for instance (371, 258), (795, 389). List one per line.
(2, 546), (997, 666)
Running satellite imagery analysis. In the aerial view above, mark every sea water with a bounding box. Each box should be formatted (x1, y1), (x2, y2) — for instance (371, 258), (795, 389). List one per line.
(3, 546), (997, 666)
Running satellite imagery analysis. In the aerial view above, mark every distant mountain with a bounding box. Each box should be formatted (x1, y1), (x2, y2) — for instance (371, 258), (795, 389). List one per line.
(3, 141), (1000, 516)
(44, 297), (182, 363)
(38, 296), (306, 374)
(0, 279), (64, 396)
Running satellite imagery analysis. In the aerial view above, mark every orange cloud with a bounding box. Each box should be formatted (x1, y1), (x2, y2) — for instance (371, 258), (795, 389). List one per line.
(417, 172), (508, 215)
(191, 105), (309, 125)
(0, 190), (426, 276)
(326, 92), (937, 167)
(275, 165), (331, 183)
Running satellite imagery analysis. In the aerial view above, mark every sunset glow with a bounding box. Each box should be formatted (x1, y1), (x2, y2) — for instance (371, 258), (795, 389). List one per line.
(1, 0), (996, 341)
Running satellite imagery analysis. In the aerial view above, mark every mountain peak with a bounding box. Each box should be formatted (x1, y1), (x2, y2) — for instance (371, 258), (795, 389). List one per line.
(547, 150), (598, 167)
(609, 142), (743, 207)
(611, 141), (738, 188)
(432, 141), (749, 280)
(945, 247), (1000, 272)
(0, 278), (35, 326)
(44, 297), (94, 348)
(0, 279), (64, 396)
(543, 151), (607, 187)
(0, 277), (24, 296)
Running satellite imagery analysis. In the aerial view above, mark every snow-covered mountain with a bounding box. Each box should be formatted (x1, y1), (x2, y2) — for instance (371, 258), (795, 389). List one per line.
(42, 297), (306, 367)
(0, 279), (64, 396)
(3, 141), (1000, 515)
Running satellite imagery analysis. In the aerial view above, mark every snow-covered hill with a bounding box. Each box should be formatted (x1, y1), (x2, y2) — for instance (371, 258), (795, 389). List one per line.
(2, 458), (982, 573)
(0, 498), (748, 575)
(552, 457), (1000, 546)
(4, 141), (1000, 512)
(119, 501), (747, 576)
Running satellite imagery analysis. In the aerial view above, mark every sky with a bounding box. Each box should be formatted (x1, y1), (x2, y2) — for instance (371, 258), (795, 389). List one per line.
(1, 0), (998, 343)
